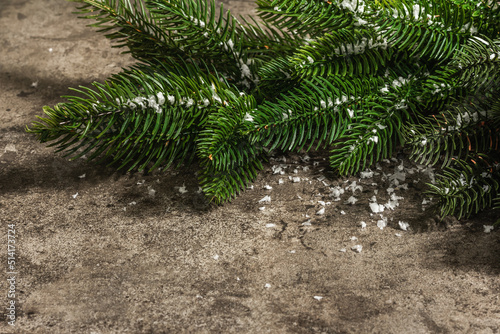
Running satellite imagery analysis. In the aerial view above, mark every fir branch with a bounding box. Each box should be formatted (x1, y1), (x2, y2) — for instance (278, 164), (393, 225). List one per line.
(426, 156), (500, 218)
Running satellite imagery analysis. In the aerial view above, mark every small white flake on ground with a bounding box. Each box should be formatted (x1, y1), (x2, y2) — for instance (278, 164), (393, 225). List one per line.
(351, 245), (363, 253)
(318, 200), (326, 206)
(4, 144), (17, 153)
(272, 165), (283, 174)
(370, 202), (385, 213)
(340, 210), (346, 215)
(484, 225), (494, 233)
(72, 192), (78, 199)
(259, 207), (266, 211)
(345, 196), (358, 205)
(377, 217), (387, 229)
(293, 169), (298, 174)
(398, 221), (410, 231)
(360, 169), (374, 178)
(360, 221), (367, 229)
(395, 233), (402, 237)
(316, 207), (325, 215)
(289, 250), (296, 253)
(259, 195), (271, 203)
(339, 248), (347, 252)
(302, 220), (312, 226)
(278, 179), (284, 184)
(347, 181), (363, 193)
(263, 185), (273, 190)
(350, 236), (358, 241)
(148, 187), (156, 197)
(264, 283), (271, 289)
(313, 296), (323, 301)
(176, 184), (187, 194)
(213, 254), (219, 260)
(266, 223), (276, 228)
(78, 173), (86, 179)
(137, 180), (145, 185)
(128, 201), (136, 206)
(292, 177), (301, 183)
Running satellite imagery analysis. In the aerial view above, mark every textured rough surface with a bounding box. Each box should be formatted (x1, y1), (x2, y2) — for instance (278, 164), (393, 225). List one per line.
(1, 1), (499, 333)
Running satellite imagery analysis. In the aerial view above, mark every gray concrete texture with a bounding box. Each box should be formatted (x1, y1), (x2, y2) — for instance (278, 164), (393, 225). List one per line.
(1, 0), (499, 333)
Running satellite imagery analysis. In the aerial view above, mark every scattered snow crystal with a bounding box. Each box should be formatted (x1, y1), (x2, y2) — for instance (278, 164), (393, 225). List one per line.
(259, 195), (271, 203)
(370, 202), (385, 213)
(351, 245), (363, 253)
(398, 221), (410, 231)
(484, 225), (494, 233)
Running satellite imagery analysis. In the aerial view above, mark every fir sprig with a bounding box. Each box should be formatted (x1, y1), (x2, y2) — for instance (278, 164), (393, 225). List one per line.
(28, 0), (500, 220)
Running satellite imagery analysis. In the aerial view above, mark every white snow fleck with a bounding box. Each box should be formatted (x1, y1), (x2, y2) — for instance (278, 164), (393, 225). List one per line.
(72, 192), (78, 199)
(266, 223), (276, 228)
(360, 221), (367, 229)
(350, 236), (358, 241)
(213, 254), (219, 260)
(244, 113), (254, 122)
(278, 179), (284, 185)
(351, 245), (363, 253)
(302, 220), (312, 226)
(263, 185), (273, 190)
(289, 250), (296, 254)
(240, 63), (252, 79)
(271, 165), (283, 174)
(484, 225), (494, 233)
(339, 248), (347, 252)
(340, 210), (346, 215)
(148, 187), (156, 197)
(330, 186), (345, 198)
(259, 195), (271, 203)
(360, 170), (374, 178)
(345, 196), (358, 205)
(318, 200), (326, 206)
(128, 201), (137, 206)
(370, 202), (385, 213)
(347, 181), (363, 193)
(316, 207), (325, 215)
(313, 296), (324, 301)
(178, 184), (188, 194)
(377, 217), (387, 229)
(264, 283), (271, 289)
(395, 233), (402, 237)
(4, 144), (16, 153)
(292, 177), (301, 183)
(398, 221), (410, 231)
(78, 173), (86, 179)
(259, 206), (266, 211)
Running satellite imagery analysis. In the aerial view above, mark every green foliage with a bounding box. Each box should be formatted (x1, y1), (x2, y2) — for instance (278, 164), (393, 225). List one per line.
(28, 0), (500, 216)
